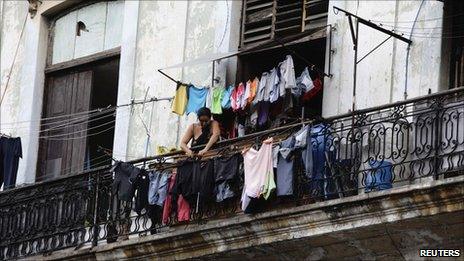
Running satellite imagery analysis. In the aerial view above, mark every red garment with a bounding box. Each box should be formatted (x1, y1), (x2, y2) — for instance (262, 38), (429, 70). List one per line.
(177, 195), (190, 222)
(302, 77), (322, 102)
(162, 172), (190, 224)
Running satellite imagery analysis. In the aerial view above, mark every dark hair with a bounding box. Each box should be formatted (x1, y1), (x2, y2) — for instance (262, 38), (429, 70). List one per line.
(197, 107), (211, 118)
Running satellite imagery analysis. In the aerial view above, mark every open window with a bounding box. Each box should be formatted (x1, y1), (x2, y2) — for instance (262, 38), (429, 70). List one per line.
(36, 1), (123, 181)
(237, 0), (329, 129)
(37, 58), (119, 181)
(237, 38), (326, 120)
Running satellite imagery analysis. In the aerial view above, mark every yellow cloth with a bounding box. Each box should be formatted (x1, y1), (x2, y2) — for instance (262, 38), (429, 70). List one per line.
(157, 146), (177, 155)
(171, 84), (188, 115)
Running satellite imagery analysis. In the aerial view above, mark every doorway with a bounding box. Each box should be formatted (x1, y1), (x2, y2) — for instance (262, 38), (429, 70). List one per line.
(37, 58), (119, 181)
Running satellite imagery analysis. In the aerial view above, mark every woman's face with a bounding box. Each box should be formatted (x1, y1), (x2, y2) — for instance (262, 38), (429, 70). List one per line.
(198, 115), (210, 127)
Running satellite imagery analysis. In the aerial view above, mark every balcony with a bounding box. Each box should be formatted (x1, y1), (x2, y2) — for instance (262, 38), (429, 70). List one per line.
(0, 88), (463, 260)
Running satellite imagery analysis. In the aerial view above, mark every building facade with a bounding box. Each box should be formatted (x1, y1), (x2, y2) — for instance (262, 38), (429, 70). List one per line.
(1, 0), (461, 186)
(0, 1), (463, 260)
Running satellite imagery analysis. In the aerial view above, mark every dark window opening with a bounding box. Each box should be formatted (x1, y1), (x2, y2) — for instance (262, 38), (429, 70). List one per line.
(37, 58), (119, 181)
(443, 0), (464, 89)
(231, 38), (326, 135)
(87, 59), (119, 171)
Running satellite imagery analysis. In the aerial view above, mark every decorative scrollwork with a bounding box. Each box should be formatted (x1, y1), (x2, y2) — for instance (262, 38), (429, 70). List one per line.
(0, 89), (463, 260)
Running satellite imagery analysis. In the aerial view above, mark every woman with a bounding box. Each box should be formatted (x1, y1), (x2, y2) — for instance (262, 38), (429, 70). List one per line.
(180, 107), (220, 157)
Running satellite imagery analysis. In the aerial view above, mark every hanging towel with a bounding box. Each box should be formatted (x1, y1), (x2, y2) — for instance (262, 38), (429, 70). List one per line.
(186, 85), (208, 115)
(171, 84), (188, 115)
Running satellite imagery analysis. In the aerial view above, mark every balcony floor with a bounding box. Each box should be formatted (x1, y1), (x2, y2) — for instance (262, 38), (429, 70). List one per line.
(32, 176), (464, 261)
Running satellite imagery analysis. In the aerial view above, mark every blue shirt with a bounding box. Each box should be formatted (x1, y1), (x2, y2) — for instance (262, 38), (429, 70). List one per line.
(221, 85), (234, 109)
(186, 85), (208, 115)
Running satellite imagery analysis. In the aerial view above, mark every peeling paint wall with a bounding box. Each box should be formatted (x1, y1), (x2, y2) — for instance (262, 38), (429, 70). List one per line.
(52, 0), (124, 64)
(323, 0), (444, 117)
(125, 0), (240, 160)
(0, 1), (28, 133)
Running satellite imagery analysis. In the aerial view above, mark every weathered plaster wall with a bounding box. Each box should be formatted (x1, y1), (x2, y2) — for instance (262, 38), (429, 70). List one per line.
(0, 1), (28, 134)
(51, 0), (124, 64)
(124, 0), (241, 160)
(323, 0), (444, 117)
(0, 0), (241, 184)
(0, 1), (50, 187)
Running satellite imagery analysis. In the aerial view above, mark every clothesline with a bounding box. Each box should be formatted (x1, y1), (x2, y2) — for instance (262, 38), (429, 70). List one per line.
(1, 95), (173, 127)
(157, 25), (332, 86)
(0, 96), (174, 140)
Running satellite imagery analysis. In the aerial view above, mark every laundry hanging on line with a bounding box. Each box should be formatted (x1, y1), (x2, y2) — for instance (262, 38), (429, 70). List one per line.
(0, 136), (22, 190)
(170, 55), (323, 117)
(108, 121), (381, 232)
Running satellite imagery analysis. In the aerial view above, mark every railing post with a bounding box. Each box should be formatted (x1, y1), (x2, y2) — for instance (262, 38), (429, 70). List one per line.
(91, 172), (100, 247)
(433, 98), (443, 180)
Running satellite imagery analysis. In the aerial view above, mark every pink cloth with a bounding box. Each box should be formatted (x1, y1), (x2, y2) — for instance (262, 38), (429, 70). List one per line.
(230, 83), (245, 111)
(177, 195), (190, 222)
(241, 140), (274, 211)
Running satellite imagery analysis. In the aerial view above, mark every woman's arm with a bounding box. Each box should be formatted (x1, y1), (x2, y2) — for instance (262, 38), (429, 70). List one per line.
(198, 121), (220, 156)
(180, 124), (194, 157)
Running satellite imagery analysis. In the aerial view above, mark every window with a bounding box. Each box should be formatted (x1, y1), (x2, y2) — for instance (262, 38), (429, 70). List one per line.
(235, 0), (329, 132)
(37, 2), (121, 181)
(49, 0), (123, 65)
(240, 0), (329, 48)
(443, 0), (464, 89)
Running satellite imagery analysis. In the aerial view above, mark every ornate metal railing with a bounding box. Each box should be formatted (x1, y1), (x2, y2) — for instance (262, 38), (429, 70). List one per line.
(0, 88), (463, 260)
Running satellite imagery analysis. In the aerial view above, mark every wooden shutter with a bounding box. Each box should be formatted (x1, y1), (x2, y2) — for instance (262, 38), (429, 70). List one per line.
(37, 71), (93, 179)
(275, 0), (304, 38)
(241, 0), (328, 48)
(304, 0), (329, 30)
(242, 0), (274, 46)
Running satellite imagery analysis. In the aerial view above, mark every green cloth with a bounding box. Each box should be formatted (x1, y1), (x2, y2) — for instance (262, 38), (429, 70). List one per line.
(211, 87), (225, 114)
(263, 169), (276, 200)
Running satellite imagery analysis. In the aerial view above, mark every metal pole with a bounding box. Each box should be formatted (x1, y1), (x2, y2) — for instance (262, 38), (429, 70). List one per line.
(352, 19), (358, 113)
(328, 24), (333, 77)
(301, 107), (305, 126)
(143, 101), (155, 168)
(212, 60), (215, 87)
(91, 173), (100, 247)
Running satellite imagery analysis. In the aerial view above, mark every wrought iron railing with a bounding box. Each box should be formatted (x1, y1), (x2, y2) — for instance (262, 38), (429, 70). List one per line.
(0, 88), (463, 260)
